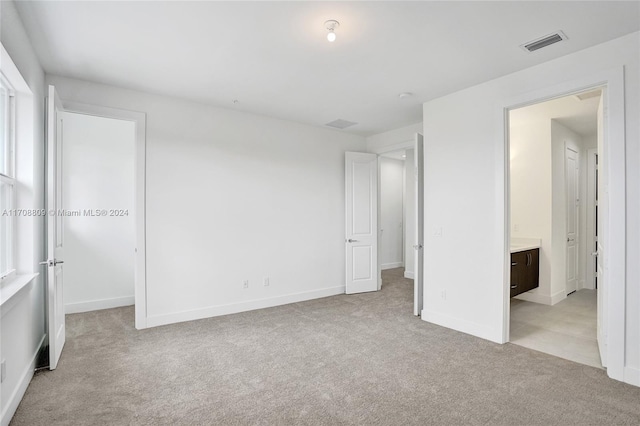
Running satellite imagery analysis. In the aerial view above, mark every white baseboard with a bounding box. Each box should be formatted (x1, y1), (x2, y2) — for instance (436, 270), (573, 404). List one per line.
(421, 309), (502, 343)
(65, 296), (134, 314)
(515, 289), (566, 306)
(404, 271), (414, 279)
(145, 286), (345, 328)
(550, 290), (567, 305)
(1, 335), (45, 426)
(624, 366), (640, 387)
(381, 262), (403, 270)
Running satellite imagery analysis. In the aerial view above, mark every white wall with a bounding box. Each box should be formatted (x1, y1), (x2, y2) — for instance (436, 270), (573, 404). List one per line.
(366, 122), (422, 152)
(421, 32), (639, 385)
(404, 148), (416, 279)
(60, 112), (135, 313)
(47, 75), (366, 327)
(509, 115), (553, 303)
(379, 157), (404, 270)
(0, 1), (46, 424)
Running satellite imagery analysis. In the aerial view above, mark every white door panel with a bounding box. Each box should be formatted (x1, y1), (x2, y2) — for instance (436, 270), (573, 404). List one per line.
(565, 146), (578, 295)
(414, 134), (424, 316)
(345, 152), (378, 294)
(46, 85), (66, 369)
(595, 94), (606, 366)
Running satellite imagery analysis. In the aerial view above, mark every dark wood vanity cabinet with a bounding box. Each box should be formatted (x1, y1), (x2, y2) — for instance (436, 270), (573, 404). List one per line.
(510, 248), (539, 297)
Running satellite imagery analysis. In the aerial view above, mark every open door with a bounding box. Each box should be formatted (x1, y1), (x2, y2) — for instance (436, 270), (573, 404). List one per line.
(565, 146), (579, 295)
(595, 93), (607, 366)
(345, 152), (378, 294)
(413, 134), (424, 316)
(44, 85), (66, 369)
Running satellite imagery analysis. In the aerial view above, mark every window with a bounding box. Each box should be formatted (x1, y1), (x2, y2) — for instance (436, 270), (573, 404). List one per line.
(0, 73), (16, 280)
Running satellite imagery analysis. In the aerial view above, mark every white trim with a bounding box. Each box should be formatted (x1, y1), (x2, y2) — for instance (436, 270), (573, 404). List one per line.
(585, 148), (598, 290)
(0, 334), (45, 426)
(0, 45), (30, 94)
(514, 289), (566, 306)
(624, 366), (640, 387)
(146, 286), (345, 328)
(501, 67), (626, 382)
(421, 309), (501, 343)
(61, 101), (147, 330)
(381, 262), (403, 270)
(376, 156), (382, 291)
(65, 296), (134, 314)
(0, 273), (38, 314)
(404, 270), (415, 279)
(368, 140), (414, 155)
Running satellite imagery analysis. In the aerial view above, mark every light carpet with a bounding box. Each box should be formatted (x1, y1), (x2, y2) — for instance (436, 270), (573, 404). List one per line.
(11, 268), (640, 425)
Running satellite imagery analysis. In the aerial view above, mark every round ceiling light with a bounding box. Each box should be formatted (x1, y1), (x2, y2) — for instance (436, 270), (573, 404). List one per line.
(325, 20), (340, 42)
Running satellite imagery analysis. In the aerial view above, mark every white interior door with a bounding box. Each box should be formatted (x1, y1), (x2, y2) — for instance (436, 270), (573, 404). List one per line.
(45, 85), (66, 369)
(345, 152), (378, 294)
(565, 146), (579, 295)
(586, 149), (598, 290)
(413, 134), (424, 316)
(596, 94), (607, 366)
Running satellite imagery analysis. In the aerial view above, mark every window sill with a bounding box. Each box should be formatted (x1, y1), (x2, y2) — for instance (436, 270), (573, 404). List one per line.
(0, 273), (39, 314)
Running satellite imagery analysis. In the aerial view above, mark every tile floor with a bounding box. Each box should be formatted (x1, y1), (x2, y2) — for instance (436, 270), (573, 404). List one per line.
(510, 289), (602, 368)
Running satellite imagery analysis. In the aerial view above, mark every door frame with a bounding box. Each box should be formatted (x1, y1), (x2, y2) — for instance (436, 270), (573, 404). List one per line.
(63, 101), (148, 329)
(501, 67), (626, 381)
(585, 148), (598, 290)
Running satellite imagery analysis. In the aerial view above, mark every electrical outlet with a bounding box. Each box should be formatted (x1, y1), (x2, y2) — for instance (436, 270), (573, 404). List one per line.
(264, 277), (270, 287)
(1, 360), (6, 383)
(243, 280), (249, 289)
(514, 223), (520, 232)
(440, 290), (447, 300)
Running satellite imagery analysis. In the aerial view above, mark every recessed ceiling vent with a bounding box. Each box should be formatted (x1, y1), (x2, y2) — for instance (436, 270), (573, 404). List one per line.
(325, 119), (358, 129)
(521, 31), (567, 52)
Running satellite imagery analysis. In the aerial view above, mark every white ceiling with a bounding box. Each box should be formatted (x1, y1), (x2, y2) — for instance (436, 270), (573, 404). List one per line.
(15, 1), (639, 136)
(509, 90), (601, 136)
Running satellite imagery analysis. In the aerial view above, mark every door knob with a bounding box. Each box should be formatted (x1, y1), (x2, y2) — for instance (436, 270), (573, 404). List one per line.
(39, 259), (64, 267)
(347, 239), (359, 243)
(413, 244), (423, 250)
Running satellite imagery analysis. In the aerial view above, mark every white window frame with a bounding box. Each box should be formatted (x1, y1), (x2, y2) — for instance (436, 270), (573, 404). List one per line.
(0, 72), (17, 283)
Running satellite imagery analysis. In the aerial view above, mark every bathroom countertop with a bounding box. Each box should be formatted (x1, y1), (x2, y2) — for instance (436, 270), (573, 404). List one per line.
(510, 238), (541, 253)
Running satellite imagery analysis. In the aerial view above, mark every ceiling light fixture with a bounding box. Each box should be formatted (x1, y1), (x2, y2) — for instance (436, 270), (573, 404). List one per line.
(325, 20), (340, 42)
(398, 92), (413, 100)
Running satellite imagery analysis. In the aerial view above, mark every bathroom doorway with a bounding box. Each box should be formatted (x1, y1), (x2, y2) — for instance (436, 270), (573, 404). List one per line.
(506, 88), (603, 368)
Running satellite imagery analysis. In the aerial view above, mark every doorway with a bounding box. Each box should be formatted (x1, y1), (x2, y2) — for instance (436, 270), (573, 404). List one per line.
(59, 111), (136, 314)
(344, 133), (424, 316)
(379, 149), (409, 275)
(60, 100), (147, 330)
(506, 88), (603, 368)
(45, 86), (147, 369)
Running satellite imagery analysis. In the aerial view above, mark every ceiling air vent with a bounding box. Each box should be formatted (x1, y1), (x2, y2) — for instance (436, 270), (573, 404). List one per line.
(521, 31), (567, 53)
(325, 119), (358, 129)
